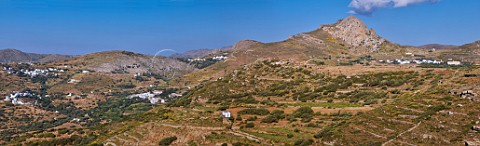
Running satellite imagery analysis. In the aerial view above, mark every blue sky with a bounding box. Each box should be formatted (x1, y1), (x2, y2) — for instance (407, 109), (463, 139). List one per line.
(0, 0), (479, 55)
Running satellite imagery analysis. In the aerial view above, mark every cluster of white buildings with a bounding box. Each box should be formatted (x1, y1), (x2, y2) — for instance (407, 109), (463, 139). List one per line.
(187, 55), (228, 62)
(47, 67), (66, 72)
(187, 58), (207, 62)
(4, 91), (37, 105)
(128, 90), (169, 104)
(128, 90), (183, 104)
(379, 59), (462, 65)
(2, 66), (61, 78)
(212, 56), (228, 60)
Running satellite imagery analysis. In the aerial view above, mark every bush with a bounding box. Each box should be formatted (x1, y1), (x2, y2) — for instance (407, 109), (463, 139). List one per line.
(218, 106), (229, 111)
(261, 115), (279, 123)
(247, 116), (257, 121)
(287, 133), (294, 138)
(294, 128), (300, 132)
(245, 122), (255, 128)
(292, 107), (314, 119)
(287, 115), (297, 122)
(294, 139), (314, 146)
(236, 115), (243, 121)
(314, 123), (338, 139)
(232, 142), (247, 146)
(301, 117), (312, 123)
(261, 110), (286, 123)
(159, 136), (177, 146)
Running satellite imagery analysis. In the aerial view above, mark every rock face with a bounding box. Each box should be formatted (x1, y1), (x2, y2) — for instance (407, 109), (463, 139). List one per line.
(321, 16), (385, 51)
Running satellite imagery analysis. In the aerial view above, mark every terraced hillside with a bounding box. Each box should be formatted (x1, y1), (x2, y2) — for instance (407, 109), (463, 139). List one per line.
(315, 68), (480, 145)
(0, 51), (193, 145)
(2, 16), (480, 146)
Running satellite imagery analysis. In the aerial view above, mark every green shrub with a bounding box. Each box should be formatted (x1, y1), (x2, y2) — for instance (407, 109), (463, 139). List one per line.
(159, 136), (177, 146)
(292, 107), (314, 119)
(247, 116), (257, 121)
(245, 122), (255, 128)
(261, 115), (279, 123)
(287, 133), (294, 138)
(236, 115), (243, 121)
(294, 139), (314, 146)
(232, 142), (247, 146)
(262, 110), (286, 123)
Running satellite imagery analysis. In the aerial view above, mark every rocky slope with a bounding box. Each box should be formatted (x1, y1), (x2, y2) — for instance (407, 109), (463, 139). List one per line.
(51, 50), (196, 78)
(321, 16), (386, 51)
(0, 49), (72, 63)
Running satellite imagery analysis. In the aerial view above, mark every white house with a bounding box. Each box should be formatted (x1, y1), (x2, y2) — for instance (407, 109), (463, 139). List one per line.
(153, 90), (164, 95)
(221, 111), (231, 118)
(68, 79), (81, 84)
(447, 61), (462, 65)
(169, 93), (183, 98)
(213, 56), (228, 60)
(4, 92), (35, 105)
(72, 118), (81, 122)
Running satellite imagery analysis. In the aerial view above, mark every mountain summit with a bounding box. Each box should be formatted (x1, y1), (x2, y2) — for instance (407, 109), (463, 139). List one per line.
(321, 16), (385, 51)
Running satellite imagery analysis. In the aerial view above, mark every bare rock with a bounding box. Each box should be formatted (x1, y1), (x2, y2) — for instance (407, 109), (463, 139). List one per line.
(321, 16), (385, 51)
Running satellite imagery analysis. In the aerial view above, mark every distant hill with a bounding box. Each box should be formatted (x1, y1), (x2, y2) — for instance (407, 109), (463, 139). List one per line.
(0, 49), (72, 63)
(437, 40), (480, 64)
(170, 46), (232, 59)
(51, 50), (196, 78)
(456, 40), (480, 51)
(418, 44), (457, 50)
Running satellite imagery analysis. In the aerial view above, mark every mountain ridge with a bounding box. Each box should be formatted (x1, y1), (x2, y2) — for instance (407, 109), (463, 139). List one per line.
(0, 48), (73, 63)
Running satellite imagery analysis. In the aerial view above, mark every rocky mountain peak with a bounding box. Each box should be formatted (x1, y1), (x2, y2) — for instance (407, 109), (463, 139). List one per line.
(321, 16), (385, 51)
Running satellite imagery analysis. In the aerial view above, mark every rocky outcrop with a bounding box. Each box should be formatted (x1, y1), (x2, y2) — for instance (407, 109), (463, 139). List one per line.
(321, 16), (385, 51)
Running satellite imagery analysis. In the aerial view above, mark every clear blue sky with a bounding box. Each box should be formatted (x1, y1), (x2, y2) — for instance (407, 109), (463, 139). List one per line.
(0, 0), (479, 55)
